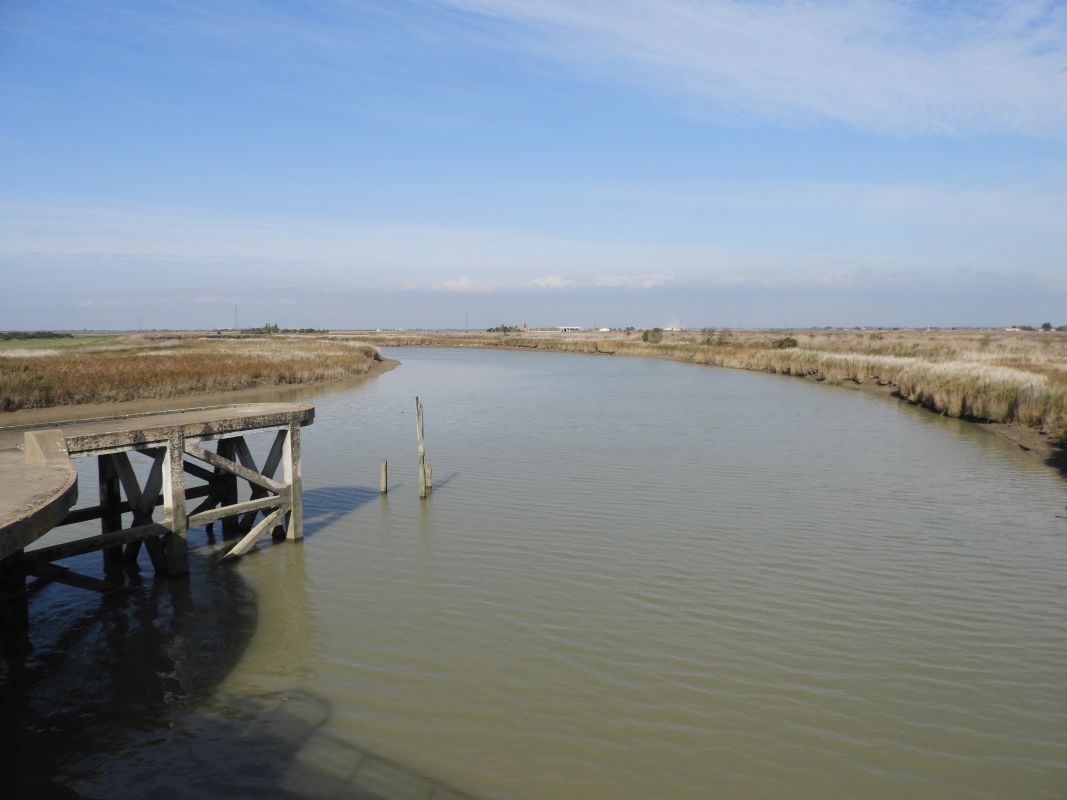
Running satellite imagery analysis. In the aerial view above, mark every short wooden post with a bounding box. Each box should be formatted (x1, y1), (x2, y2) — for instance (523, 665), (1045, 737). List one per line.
(283, 422), (303, 541)
(380, 459), (388, 494)
(425, 458), (432, 490)
(98, 454), (123, 571)
(163, 430), (189, 574)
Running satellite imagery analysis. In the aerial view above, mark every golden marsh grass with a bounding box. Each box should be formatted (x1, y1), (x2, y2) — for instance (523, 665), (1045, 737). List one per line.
(348, 328), (1067, 440)
(0, 336), (381, 412)
(4, 328), (1065, 443)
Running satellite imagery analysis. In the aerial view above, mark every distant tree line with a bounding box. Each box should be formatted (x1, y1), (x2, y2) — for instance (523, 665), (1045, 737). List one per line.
(0, 331), (73, 340)
(230, 323), (330, 335)
(487, 324), (522, 333)
(1013, 323), (1066, 332)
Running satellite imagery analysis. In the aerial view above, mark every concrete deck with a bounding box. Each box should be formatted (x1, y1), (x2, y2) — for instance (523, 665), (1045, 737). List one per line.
(0, 403), (315, 562)
(0, 447), (77, 562)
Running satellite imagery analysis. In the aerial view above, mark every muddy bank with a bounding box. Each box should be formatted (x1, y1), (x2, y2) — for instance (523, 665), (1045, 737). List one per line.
(802, 371), (1067, 479)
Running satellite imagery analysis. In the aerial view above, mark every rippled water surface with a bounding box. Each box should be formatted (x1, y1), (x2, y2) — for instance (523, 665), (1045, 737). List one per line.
(10, 348), (1067, 798)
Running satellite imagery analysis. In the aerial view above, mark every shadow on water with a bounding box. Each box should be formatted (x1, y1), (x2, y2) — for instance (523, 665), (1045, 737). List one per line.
(302, 486), (382, 537)
(0, 552), (258, 798)
(427, 471), (460, 491)
(1046, 441), (1067, 481)
(299, 477), (464, 538)
(0, 542), (484, 799)
(59, 685), (485, 800)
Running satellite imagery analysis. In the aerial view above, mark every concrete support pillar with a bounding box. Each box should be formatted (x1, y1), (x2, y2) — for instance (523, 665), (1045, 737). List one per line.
(283, 422), (303, 541)
(162, 430), (188, 574)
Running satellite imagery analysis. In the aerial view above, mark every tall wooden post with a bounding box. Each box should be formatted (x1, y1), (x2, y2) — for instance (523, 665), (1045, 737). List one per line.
(283, 422), (303, 541)
(98, 454), (123, 571)
(416, 396), (429, 499)
(163, 430), (188, 574)
(380, 459), (388, 494)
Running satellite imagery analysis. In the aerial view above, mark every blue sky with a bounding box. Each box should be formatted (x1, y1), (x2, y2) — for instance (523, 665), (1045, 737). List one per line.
(2, 0), (1066, 329)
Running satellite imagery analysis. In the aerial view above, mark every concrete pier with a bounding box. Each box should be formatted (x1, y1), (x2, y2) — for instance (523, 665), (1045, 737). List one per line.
(0, 403), (314, 629)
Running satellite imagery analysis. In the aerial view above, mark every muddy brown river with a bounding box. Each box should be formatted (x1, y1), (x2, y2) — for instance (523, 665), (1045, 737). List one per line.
(5, 348), (1066, 798)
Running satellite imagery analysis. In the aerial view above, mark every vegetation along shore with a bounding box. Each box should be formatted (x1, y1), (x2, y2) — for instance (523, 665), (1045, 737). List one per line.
(345, 327), (1067, 470)
(2, 325), (1064, 472)
(0, 333), (384, 413)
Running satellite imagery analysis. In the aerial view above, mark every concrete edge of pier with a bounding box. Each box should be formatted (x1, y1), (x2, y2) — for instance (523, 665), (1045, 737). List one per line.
(0, 448), (78, 562)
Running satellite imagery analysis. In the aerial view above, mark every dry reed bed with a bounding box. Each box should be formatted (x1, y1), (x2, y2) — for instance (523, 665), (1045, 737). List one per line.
(0, 338), (381, 411)
(352, 330), (1067, 438)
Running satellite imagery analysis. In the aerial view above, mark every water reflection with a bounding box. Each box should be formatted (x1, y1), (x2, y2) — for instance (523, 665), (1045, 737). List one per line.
(64, 687), (480, 800)
(2, 535), (481, 799)
(0, 554), (256, 798)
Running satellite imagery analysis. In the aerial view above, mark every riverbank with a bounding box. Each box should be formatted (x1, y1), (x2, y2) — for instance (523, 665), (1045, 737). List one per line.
(0, 335), (388, 416)
(346, 328), (1067, 476)
(4, 327), (1065, 476)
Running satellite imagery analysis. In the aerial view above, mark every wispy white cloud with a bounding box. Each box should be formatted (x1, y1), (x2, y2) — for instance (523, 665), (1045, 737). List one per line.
(3, 176), (1065, 295)
(434, 0), (1067, 137)
(17, 1), (1063, 137)
(531, 274), (672, 290)
(425, 273), (674, 293)
(438, 275), (506, 292)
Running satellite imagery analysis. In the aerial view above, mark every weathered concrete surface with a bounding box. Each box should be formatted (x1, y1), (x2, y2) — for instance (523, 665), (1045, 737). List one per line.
(0, 446), (77, 561)
(0, 403), (314, 563)
(55, 402), (315, 456)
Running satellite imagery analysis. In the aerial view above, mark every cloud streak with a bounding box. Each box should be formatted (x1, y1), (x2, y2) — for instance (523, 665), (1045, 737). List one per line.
(530, 274), (672, 290)
(19, 1), (1064, 138)
(435, 0), (1067, 138)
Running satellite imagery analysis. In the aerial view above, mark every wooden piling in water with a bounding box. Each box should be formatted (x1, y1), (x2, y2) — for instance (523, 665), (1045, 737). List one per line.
(97, 455), (123, 571)
(0, 552), (27, 630)
(416, 396), (429, 498)
(216, 438), (240, 535)
(283, 421), (303, 542)
(380, 459), (388, 494)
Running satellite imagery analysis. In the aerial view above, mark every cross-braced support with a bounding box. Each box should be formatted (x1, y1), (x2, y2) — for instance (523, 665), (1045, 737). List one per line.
(1, 404), (314, 628)
(182, 424), (302, 560)
(23, 422), (307, 580)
